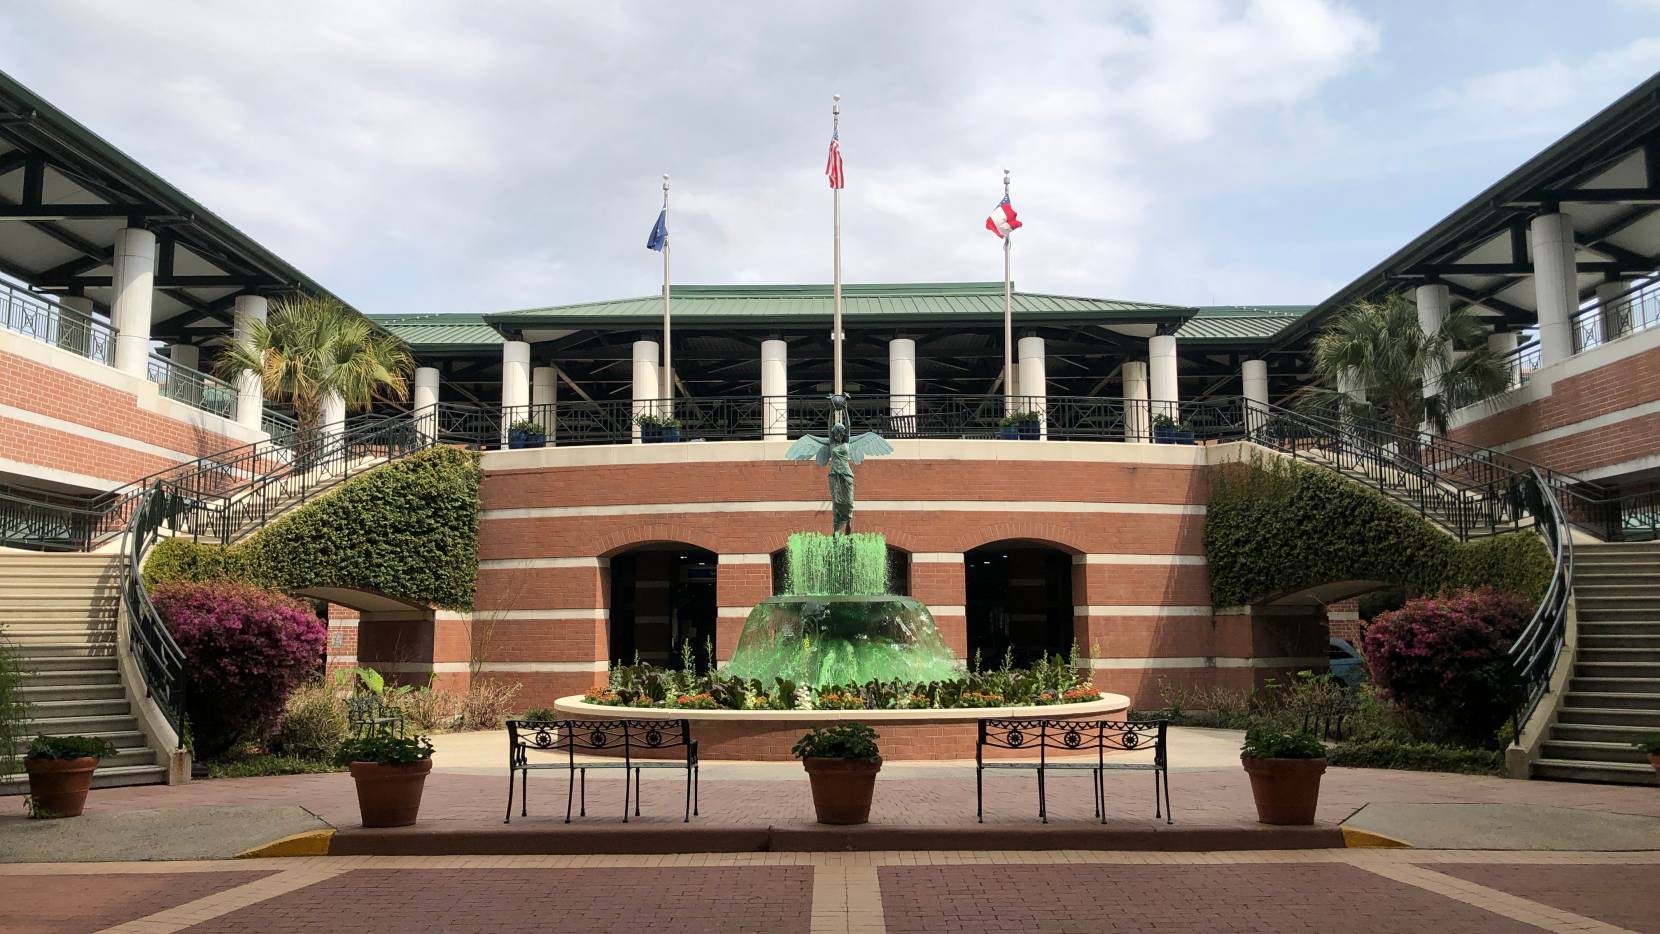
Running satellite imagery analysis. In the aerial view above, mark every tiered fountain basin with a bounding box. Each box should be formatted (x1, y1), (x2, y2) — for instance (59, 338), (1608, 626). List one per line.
(549, 694), (1131, 761)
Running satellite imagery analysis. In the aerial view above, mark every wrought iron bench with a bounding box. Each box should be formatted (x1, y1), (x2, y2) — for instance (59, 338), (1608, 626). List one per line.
(345, 692), (405, 739)
(977, 717), (1170, 824)
(504, 718), (699, 824)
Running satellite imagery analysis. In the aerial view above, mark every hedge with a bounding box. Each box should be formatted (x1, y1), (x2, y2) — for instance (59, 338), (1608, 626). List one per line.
(1206, 455), (1551, 608)
(1326, 739), (1504, 775)
(144, 445), (481, 610)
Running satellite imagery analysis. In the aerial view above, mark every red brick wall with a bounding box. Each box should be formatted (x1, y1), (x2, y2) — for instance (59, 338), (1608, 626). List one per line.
(1448, 342), (1660, 476)
(0, 347), (252, 486)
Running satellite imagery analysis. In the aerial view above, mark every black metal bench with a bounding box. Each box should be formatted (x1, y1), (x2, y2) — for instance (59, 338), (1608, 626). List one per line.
(345, 692), (405, 739)
(977, 718), (1171, 824)
(504, 718), (699, 824)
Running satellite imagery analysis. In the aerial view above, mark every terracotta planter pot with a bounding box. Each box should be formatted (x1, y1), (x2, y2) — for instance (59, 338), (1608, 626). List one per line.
(24, 756), (99, 818)
(802, 756), (882, 824)
(348, 758), (433, 828)
(1241, 756), (1327, 825)
(1649, 752), (1660, 774)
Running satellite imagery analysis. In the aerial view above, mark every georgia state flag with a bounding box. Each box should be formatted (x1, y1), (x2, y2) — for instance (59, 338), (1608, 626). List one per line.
(986, 196), (1022, 239)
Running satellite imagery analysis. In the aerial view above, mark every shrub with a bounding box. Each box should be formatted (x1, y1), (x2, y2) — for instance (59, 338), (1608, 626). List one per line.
(397, 686), (458, 733)
(1326, 739), (1503, 775)
(1361, 587), (1531, 746)
(792, 723), (880, 761)
(1205, 456), (1552, 607)
(152, 580), (327, 759)
(206, 753), (345, 779)
(1632, 734), (1660, 755)
(144, 446), (481, 610)
(27, 735), (116, 760)
(520, 706), (559, 722)
(337, 734), (434, 765)
(272, 682), (348, 761)
(0, 644), (22, 777)
(1240, 727), (1325, 759)
(454, 681), (523, 731)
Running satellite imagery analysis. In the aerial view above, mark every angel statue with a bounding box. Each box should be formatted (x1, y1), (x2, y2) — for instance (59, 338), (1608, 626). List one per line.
(785, 394), (893, 536)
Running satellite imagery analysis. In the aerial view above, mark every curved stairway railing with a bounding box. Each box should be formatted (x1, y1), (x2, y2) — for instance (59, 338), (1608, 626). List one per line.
(1508, 468), (1574, 736)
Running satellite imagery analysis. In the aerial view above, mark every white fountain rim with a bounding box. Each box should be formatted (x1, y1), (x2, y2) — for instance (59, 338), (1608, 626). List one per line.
(550, 694), (1131, 722)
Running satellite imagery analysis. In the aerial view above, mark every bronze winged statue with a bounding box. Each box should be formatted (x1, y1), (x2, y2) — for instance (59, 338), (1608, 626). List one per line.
(785, 394), (893, 536)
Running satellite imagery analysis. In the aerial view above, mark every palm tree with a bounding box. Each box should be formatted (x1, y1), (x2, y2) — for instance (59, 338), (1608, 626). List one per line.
(1304, 292), (1511, 438)
(215, 294), (414, 438)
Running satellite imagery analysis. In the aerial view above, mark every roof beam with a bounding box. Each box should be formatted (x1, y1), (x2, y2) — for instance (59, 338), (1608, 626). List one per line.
(0, 149), (28, 175)
(1444, 282), (1533, 324)
(0, 203), (176, 220)
(1507, 187), (1660, 207)
(59, 274), (271, 289)
(1397, 261), (1634, 278)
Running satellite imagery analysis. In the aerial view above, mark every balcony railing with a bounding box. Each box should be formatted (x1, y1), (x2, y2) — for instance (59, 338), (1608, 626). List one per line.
(1, 281), (116, 367)
(1572, 278), (1660, 354)
(148, 351), (238, 419)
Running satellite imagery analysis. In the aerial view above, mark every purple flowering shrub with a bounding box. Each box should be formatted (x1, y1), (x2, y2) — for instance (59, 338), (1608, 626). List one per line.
(151, 581), (326, 758)
(1361, 587), (1532, 746)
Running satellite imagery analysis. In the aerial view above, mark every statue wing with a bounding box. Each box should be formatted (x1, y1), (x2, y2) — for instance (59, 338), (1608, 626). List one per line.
(786, 435), (832, 467)
(846, 432), (894, 465)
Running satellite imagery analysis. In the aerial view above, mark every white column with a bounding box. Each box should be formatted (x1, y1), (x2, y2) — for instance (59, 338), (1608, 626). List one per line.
(167, 343), (199, 372)
(1414, 282), (1453, 394)
(888, 338), (916, 428)
(632, 339), (660, 443)
(321, 390), (346, 440)
(1149, 333), (1179, 423)
(1122, 361), (1149, 442)
(413, 366), (440, 440)
(1595, 279), (1632, 344)
(1530, 212), (1578, 365)
(1241, 359), (1268, 408)
(761, 339), (789, 441)
(110, 227), (157, 378)
(531, 364), (555, 429)
(501, 340), (531, 446)
(232, 294), (268, 430)
(1017, 335), (1046, 437)
(1487, 331), (1520, 390)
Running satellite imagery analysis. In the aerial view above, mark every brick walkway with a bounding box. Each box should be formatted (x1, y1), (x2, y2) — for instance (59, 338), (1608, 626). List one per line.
(4, 851), (1659, 934)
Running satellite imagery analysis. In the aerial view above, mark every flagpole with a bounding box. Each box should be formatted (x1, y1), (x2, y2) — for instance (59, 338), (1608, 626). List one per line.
(832, 94), (844, 397)
(1002, 168), (1013, 413)
(661, 173), (672, 414)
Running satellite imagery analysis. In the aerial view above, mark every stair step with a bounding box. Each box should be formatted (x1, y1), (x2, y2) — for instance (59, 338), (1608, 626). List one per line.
(1578, 615), (1660, 629)
(1560, 692), (1660, 712)
(7, 643), (118, 659)
(17, 697), (130, 719)
(1576, 544), (1660, 556)
(18, 713), (143, 735)
(1532, 758), (1659, 786)
(18, 683), (126, 703)
(19, 669), (123, 687)
(1539, 739), (1653, 765)
(7, 729), (147, 752)
(1569, 676), (1660, 694)
(1, 630), (117, 646)
(11, 654), (118, 673)
(1557, 706), (1660, 728)
(1575, 661), (1660, 679)
(1580, 635), (1660, 649)
(1550, 722), (1660, 744)
(0, 764), (167, 796)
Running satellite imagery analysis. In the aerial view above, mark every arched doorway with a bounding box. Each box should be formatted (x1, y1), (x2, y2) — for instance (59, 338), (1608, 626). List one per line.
(608, 544), (717, 670)
(965, 540), (1074, 668)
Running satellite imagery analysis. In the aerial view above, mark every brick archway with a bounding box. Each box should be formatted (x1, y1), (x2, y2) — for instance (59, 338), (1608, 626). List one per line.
(592, 522), (724, 560)
(958, 521), (1087, 556)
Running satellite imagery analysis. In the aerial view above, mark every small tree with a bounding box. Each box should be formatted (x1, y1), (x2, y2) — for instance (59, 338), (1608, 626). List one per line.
(215, 294), (414, 439)
(1304, 293), (1511, 437)
(152, 581), (327, 759)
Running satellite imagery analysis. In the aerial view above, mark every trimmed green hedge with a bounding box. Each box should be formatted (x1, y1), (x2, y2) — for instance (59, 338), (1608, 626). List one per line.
(1206, 455), (1550, 608)
(144, 446), (481, 610)
(1326, 739), (1504, 775)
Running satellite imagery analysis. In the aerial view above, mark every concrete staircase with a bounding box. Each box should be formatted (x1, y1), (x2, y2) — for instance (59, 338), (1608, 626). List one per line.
(1, 552), (168, 794)
(1533, 541), (1660, 786)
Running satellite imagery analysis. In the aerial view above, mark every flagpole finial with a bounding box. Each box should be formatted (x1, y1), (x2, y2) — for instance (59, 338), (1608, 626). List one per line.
(833, 93), (841, 114)
(663, 173), (670, 191)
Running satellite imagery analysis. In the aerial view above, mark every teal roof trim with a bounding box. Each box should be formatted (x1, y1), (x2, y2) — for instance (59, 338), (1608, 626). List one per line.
(367, 313), (504, 349)
(1177, 305), (1312, 343)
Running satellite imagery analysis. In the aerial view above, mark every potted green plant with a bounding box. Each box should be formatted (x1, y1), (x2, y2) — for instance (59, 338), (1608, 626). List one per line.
(1635, 734), (1660, 774)
(337, 734), (435, 827)
(24, 736), (115, 818)
(998, 410), (1041, 440)
(635, 413), (683, 443)
(507, 418), (547, 449)
(792, 722), (881, 824)
(1151, 413), (1195, 445)
(1240, 727), (1327, 825)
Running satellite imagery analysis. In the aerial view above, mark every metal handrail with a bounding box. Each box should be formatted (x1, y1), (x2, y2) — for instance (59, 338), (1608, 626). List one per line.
(1, 283), (116, 367)
(121, 482), (189, 734)
(1508, 468), (1573, 736)
(147, 351), (238, 419)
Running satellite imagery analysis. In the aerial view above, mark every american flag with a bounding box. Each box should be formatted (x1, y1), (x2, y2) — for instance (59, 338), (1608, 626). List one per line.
(986, 195), (1021, 239)
(826, 129), (844, 190)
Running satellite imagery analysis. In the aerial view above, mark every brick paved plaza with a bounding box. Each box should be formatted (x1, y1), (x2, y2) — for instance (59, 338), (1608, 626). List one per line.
(7, 851), (1660, 934)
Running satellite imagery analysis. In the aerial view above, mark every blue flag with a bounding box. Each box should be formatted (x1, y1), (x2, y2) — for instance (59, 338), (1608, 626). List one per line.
(646, 209), (668, 252)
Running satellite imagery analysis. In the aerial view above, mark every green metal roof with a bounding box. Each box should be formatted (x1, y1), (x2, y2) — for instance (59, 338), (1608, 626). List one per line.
(1176, 305), (1312, 343)
(367, 313), (504, 349)
(484, 282), (1193, 329)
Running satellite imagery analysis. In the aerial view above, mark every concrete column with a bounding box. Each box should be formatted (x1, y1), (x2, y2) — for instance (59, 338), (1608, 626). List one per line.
(1017, 335), (1047, 437)
(321, 390), (346, 440)
(501, 340), (531, 447)
(1414, 282), (1453, 398)
(632, 339), (660, 443)
(110, 227), (157, 378)
(1530, 212), (1578, 365)
(531, 364), (556, 432)
(1148, 333), (1179, 423)
(1242, 358), (1268, 411)
(1122, 360), (1149, 442)
(1595, 279), (1633, 344)
(1487, 331), (1520, 390)
(888, 338), (916, 428)
(413, 366), (440, 440)
(761, 339), (789, 441)
(232, 294), (268, 430)
(167, 343), (199, 372)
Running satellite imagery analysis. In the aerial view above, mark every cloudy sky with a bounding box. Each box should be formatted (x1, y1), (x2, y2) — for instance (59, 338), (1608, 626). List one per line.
(2, 1), (1657, 315)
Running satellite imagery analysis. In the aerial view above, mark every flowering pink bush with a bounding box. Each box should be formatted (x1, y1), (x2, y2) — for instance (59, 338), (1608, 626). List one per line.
(1361, 587), (1532, 745)
(151, 581), (326, 758)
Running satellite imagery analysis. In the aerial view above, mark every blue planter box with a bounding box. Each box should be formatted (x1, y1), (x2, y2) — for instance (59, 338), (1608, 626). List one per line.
(642, 425), (682, 444)
(508, 429), (546, 449)
(998, 422), (1040, 440)
(1153, 425), (1195, 445)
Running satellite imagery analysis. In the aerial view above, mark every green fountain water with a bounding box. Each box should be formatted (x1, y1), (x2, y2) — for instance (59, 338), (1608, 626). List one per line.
(723, 531), (959, 687)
